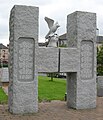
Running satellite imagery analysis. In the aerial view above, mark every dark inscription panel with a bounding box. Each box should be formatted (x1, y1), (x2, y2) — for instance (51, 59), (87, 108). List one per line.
(80, 40), (94, 79)
(18, 38), (34, 82)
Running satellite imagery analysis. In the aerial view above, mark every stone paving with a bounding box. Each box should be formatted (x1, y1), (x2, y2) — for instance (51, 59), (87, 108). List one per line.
(0, 97), (103, 120)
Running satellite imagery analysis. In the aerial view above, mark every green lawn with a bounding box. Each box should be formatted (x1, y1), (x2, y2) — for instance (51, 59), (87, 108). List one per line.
(0, 76), (66, 104)
(0, 87), (8, 104)
(38, 76), (66, 102)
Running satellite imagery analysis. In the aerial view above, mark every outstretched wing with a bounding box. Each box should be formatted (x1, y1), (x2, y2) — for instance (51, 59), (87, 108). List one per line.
(44, 17), (54, 29)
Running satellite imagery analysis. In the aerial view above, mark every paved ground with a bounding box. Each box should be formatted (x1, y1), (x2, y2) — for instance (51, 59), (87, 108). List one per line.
(0, 97), (103, 120)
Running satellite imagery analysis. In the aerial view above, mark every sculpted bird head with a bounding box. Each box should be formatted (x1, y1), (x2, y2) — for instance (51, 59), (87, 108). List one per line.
(55, 22), (60, 28)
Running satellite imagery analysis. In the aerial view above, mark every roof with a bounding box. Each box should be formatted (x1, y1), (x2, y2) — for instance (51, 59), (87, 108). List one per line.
(38, 34), (103, 47)
(38, 43), (46, 47)
(59, 33), (66, 40)
(0, 44), (8, 49)
(59, 34), (103, 44)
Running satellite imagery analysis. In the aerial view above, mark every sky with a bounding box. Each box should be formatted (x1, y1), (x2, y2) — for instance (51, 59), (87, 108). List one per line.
(0, 0), (103, 46)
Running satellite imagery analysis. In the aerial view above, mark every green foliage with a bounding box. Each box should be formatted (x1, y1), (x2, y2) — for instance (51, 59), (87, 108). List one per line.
(97, 66), (103, 75)
(0, 88), (8, 104)
(38, 76), (66, 102)
(97, 44), (103, 75)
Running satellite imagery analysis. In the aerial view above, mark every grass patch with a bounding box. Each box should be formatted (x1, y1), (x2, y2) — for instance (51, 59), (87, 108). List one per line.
(38, 76), (66, 102)
(0, 87), (8, 104)
(0, 76), (66, 104)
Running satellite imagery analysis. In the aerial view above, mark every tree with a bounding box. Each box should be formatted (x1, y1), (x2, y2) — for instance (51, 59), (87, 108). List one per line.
(47, 73), (58, 81)
(97, 44), (103, 75)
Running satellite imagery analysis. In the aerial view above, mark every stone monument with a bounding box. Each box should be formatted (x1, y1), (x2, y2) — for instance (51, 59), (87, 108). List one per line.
(9, 5), (96, 114)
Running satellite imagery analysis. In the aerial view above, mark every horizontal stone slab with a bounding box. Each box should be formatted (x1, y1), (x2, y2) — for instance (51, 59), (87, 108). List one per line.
(37, 47), (59, 73)
(60, 48), (79, 72)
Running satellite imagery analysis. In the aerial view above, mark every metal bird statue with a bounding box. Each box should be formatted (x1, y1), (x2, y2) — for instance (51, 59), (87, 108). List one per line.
(45, 17), (60, 39)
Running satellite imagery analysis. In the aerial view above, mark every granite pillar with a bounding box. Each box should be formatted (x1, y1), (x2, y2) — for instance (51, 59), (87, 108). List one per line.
(8, 5), (39, 114)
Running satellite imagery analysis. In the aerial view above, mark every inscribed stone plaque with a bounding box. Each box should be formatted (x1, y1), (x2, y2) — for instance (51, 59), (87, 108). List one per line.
(18, 37), (34, 82)
(80, 40), (94, 79)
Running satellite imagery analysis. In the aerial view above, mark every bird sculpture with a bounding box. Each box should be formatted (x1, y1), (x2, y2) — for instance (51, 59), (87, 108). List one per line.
(44, 17), (60, 39)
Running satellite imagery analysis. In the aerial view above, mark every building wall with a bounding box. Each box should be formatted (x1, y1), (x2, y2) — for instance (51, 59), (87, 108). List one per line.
(0, 48), (9, 64)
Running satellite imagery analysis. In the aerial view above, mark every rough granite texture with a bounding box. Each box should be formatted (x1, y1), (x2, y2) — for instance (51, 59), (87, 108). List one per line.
(37, 47), (59, 73)
(67, 73), (77, 108)
(60, 48), (79, 72)
(66, 11), (97, 109)
(8, 5), (39, 114)
(97, 76), (103, 97)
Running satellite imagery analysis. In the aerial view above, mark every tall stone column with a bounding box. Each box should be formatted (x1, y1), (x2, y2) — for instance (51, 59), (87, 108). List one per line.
(66, 11), (97, 109)
(8, 5), (39, 114)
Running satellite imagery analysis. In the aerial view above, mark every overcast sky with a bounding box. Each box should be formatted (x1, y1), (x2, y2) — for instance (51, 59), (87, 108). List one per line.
(0, 0), (103, 45)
